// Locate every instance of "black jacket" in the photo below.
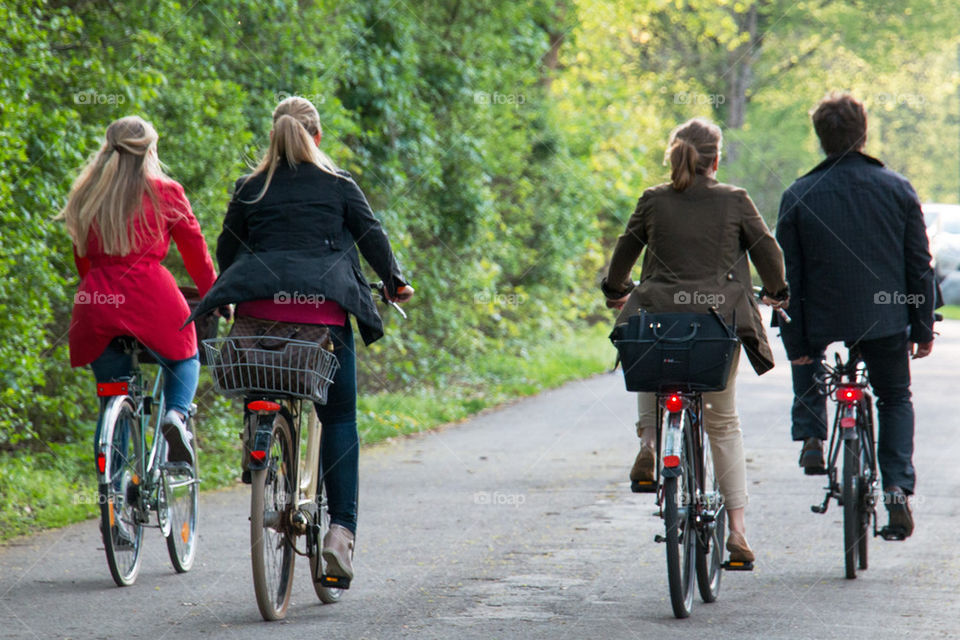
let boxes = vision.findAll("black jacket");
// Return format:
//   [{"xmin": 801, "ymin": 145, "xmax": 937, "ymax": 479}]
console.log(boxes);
[
  {"xmin": 775, "ymin": 152, "xmax": 935, "ymax": 359},
  {"xmin": 190, "ymin": 163, "xmax": 405, "ymax": 345}
]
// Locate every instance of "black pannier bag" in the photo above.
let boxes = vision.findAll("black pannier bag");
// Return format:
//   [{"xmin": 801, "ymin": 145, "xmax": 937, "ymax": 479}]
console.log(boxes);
[{"xmin": 610, "ymin": 308, "xmax": 740, "ymax": 393}]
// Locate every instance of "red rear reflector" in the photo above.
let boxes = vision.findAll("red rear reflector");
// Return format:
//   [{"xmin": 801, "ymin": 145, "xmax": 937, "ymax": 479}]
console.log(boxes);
[
  {"xmin": 837, "ymin": 386, "xmax": 863, "ymax": 402},
  {"xmin": 246, "ymin": 400, "xmax": 281, "ymax": 412},
  {"xmin": 97, "ymin": 382, "xmax": 128, "ymax": 397},
  {"xmin": 250, "ymin": 450, "xmax": 267, "ymax": 461},
  {"xmin": 96, "ymin": 453, "xmax": 107, "ymax": 474},
  {"xmin": 841, "ymin": 417, "xmax": 856, "ymax": 428},
  {"xmin": 663, "ymin": 455, "xmax": 680, "ymax": 468},
  {"xmin": 664, "ymin": 394, "xmax": 683, "ymax": 413}
]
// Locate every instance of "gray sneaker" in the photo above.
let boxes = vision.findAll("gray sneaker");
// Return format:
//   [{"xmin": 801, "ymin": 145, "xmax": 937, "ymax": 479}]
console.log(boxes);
[
  {"xmin": 161, "ymin": 410, "xmax": 194, "ymax": 465},
  {"xmin": 322, "ymin": 524, "xmax": 355, "ymax": 579}
]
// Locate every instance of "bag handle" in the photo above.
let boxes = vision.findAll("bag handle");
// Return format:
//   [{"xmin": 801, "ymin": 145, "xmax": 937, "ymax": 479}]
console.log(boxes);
[
  {"xmin": 650, "ymin": 319, "xmax": 700, "ymax": 342},
  {"xmin": 257, "ymin": 326, "xmax": 301, "ymax": 350}
]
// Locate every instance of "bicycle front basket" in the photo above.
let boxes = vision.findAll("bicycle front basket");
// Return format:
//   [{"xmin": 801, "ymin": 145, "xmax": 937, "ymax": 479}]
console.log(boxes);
[
  {"xmin": 611, "ymin": 310, "xmax": 740, "ymax": 393},
  {"xmin": 202, "ymin": 336, "xmax": 339, "ymax": 404}
]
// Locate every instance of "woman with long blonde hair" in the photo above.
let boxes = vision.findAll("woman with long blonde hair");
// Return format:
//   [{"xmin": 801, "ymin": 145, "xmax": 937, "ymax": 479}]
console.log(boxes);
[
  {"xmin": 62, "ymin": 116, "xmax": 217, "ymax": 473},
  {"xmin": 191, "ymin": 97, "xmax": 412, "ymax": 582}
]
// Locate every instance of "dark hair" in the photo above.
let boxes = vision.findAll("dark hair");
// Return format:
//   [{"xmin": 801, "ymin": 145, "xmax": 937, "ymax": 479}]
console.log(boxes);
[
  {"xmin": 811, "ymin": 93, "xmax": 867, "ymax": 155},
  {"xmin": 665, "ymin": 118, "xmax": 722, "ymax": 191}
]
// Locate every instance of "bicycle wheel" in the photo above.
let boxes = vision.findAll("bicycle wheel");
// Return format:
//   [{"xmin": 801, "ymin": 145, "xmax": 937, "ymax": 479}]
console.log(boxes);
[
  {"xmin": 663, "ymin": 424, "xmax": 696, "ymax": 618},
  {"xmin": 842, "ymin": 434, "xmax": 860, "ymax": 579},
  {"xmin": 165, "ymin": 416, "xmax": 199, "ymax": 573},
  {"xmin": 311, "ymin": 480, "xmax": 344, "ymax": 604},
  {"xmin": 250, "ymin": 411, "xmax": 296, "ymax": 621},
  {"xmin": 696, "ymin": 430, "xmax": 724, "ymax": 603},
  {"xmin": 98, "ymin": 397, "xmax": 145, "ymax": 587}
]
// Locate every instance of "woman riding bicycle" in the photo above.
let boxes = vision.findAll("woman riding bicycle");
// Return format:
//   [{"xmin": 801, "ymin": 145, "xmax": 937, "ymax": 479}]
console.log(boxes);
[
  {"xmin": 601, "ymin": 118, "xmax": 788, "ymax": 563},
  {"xmin": 62, "ymin": 115, "xmax": 217, "ymax": 467},
  {"xmin": 191, "ymin": 96, "xmax": 412, "ymax": 583}
]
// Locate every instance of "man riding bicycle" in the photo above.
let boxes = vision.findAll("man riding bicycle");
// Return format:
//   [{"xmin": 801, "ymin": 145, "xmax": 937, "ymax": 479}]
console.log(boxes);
[{"xmin": 775, "ymin": 93, "xmax": 936, "ymax": 540}]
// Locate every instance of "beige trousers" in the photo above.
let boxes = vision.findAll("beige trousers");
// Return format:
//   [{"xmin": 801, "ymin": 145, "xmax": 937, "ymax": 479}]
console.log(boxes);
[{"xmin": 636, "ymin": 348, "xmax": 747, "ymax": 510}]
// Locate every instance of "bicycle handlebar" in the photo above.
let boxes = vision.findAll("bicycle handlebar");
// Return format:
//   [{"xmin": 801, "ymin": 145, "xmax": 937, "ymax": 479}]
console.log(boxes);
[
  {"xmin": 370, "ymin": 282, "xmax": 410, "ymax": 319},
  {"xmin": 752, "ymin": 285, "xmax": 791, "ymax": 324}
]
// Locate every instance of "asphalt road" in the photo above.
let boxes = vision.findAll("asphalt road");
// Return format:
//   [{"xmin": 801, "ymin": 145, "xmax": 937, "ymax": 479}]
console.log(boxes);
[{"xmin": 2, "ymin": 322, "xmax": 958, "ymax": 639}]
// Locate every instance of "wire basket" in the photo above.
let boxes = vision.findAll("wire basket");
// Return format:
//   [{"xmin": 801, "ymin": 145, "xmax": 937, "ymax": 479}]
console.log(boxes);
[{"xmin": 202, "ymin": 336, "xmax": 339, "ymax": 404}]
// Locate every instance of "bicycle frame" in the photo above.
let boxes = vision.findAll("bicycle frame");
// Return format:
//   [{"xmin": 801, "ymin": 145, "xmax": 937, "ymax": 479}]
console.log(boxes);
[
  {"xmin": 812, "ymin": 352, "xmax": 878, "ymax": 523},
  {"xmin": 96, "ymin": 366, "xmax": 168, "ymax": 514}
]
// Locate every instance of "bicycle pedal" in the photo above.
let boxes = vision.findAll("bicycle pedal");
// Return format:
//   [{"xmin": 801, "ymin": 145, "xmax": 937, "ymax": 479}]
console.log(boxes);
[
  {"xmin": 721, "ymin": 560, "xmax": 754, "ymax": 571},
  {"xmin": 318, "ymin": 574, "xmax": 351, "ymax": 589},
  {"xmin": 878, "ymin": 527, "xmax": 907, "ymax": 542},
  {"xmin": 631, "ymin": 480, "xmax": 657, "ymax": 494},
  {"xmin": 654, "ymin": 534, "xmax": 666, "ymax": 543}
]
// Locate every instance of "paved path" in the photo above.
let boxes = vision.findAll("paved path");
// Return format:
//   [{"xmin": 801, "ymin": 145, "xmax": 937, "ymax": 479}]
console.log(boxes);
[{"xmin": 2, "ymin": 322, "xmax": 958, "ymax": 639}]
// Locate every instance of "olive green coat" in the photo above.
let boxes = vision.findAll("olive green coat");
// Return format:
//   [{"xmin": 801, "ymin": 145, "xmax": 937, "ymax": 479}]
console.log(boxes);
[{"xmin": 602, "ymin": 175, "xmax": 788, "ymax": 375}]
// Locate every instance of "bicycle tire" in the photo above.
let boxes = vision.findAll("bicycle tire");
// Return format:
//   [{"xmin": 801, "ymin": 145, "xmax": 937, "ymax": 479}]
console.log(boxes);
[
  {"xmin": 311, "ymin": 481, "xmax": 344, "ymax": 604},
  {"xmin": 250, "ymin": 411, "xmax": 296, "ymax": 620},
  {"xmin": 858, "ymin": 401, "xmax": 875, "ymax": 570},
  {"xmin": 842, "ymin": 435, "xmax": 860, "ymax": 579},
  {"xmin": 165, "ymin": 417, "xmax": 199, "ymax": 573},
  {"xmin": 664, "ymin": 423, "xmax": 696, "ymax": 618},
  {"xmin": 98, "ymin": 397, "xmax": 145, "ymax": 587},
  {"xmin": 696, "ymin": 428, "xmax": 724, "ymax": 603}
]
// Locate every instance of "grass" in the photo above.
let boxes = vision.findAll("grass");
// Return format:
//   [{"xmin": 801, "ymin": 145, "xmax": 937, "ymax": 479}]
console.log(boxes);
[
  {"xmin": 0, "ymin": 324, "xmax": 613, "ymax": 541},
  {"xmin": 938, "ymin": 304, "xmax": 960, "ymax": 320}
]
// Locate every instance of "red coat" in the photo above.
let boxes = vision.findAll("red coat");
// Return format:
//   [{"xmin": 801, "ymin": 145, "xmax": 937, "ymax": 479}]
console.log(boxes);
[{"xmin": 69, "ymin": 178, "xmax": 217, "ymax": 367}]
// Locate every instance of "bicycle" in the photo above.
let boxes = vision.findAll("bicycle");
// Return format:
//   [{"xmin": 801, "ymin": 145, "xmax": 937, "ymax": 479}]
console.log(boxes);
[
  {"xmin": 809, "ymin": 345, "xmax": 885, "ymax": 579},
  {"xmin": 94, "ymin": 337, "xmax": 200, "ymax": 586},
  {"xmin": 648, "ymin": 386, "xmax": 733, "ymax": 618},
  {"xmin": 202, "ymin": 281, "xmax": 407, "ymax": 621}
]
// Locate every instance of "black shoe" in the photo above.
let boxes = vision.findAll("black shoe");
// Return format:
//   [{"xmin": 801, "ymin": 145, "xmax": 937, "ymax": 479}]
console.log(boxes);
[
  {"xmin": 880, "ymin": 486, "xmax": 914, "ymax": 540},
  {"xmin": 799, "ymin": 437, "xmax": 827, "ymax": 475}
]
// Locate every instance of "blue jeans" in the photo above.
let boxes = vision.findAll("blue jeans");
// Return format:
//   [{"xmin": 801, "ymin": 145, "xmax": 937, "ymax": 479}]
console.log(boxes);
[
  {"xmin": 790, "ymin": 330, "xmax": 916, "ymax": 494},
  {"xmin": 313, "ymin": 323, "xmax": 359, "ymax": 534},
  {"xmin": 90, "ymin": 342, "xmax": 200, "ymax": 416}
]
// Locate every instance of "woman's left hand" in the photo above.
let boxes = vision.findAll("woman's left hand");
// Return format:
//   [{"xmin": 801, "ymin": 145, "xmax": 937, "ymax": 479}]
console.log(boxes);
[
  {"xmin": 388, "ymin": 285, "xmax": 414, "ymax": 303},
  {"xmin": 605, "ymin": 294, "xmax": 629, "ymax": 310}
]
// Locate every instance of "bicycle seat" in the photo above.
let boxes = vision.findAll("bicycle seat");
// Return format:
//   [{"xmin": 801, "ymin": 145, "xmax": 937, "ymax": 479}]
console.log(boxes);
[{"xmin": 110, "ymin": 336, "xmax": 158, "ymax": 364}]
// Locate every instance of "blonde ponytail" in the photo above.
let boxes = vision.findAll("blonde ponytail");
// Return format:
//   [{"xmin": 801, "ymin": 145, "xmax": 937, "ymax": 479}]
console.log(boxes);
[
  {"xmin": 665, "ymin": 118, "xmax": 722, "ymax": 192},
  {"xmin": 59, "ymin": 116, "xmax": 169, "ymax": 257},
  {"xmin": 244, "ymin": 96, "xmax": 340, "ymax": 203}
]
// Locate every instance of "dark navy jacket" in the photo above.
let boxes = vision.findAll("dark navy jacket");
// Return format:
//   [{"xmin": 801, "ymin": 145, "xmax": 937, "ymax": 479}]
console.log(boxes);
[
  {"xmin": 775, "ymin": 152, "xmax": 935, "ymax": 360},
  {"xmin": 191, "ymin": 163, "xmax": 405, "ymax": 346}
]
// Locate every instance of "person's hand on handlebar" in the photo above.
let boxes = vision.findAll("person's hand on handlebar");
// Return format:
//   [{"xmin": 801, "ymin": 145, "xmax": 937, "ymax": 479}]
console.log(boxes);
[
  {"xmin": 910, "ymin": 340, "xmax": 933, "ymax": 359},
  {"xmin": 214, "ymin": 304, "xmax": 234, "ymax": 321},
  {"xmin": 387, "ymin": 285, "xmax": 414, "ymax": 304},
  {"xmin": 761, "ymin": 294, "xmax": 789, "ymax": 310}
]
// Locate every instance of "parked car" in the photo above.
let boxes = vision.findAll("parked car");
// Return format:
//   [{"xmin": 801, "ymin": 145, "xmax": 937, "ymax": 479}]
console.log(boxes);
[{"xmin": 923, "ymin": 203, "xmax": 960, "ymax": 282}]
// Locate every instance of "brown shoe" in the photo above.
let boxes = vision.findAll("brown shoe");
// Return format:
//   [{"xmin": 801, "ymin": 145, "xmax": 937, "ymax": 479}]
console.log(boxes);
[
  {"xmin": 322, "ymin": 524, "xmax": 355, "ymax": 579},
  {"xmin": 799, "ymin": 437, "xmax": 827, "ymax": 475},
  {"xmin": 881, "ymin": 486, "xmax": 914, "ymax": 540},
  {"xmin": 726, "ymin": 530, "xmax": 755, "ymax": 563},
  {"xmin": 630, "ymin": 444, "xmax": 656, "ymax": 483}
]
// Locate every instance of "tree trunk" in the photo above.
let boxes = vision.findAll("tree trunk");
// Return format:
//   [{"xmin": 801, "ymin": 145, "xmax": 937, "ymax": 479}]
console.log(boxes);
[{"xmin": 721, "ymin": 3, "xmax": 761, "ymax": 168}]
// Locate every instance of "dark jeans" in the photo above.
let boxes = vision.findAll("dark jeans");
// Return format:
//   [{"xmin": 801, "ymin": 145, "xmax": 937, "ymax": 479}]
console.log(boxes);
[
  {"xmin": 790, "ymin": 330, "xmax": 916, "ymax": 494},
  {"xmin": 313, "ymin": 323, "xmax": 359, "ymax": 534}
]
